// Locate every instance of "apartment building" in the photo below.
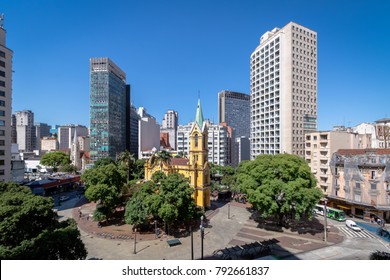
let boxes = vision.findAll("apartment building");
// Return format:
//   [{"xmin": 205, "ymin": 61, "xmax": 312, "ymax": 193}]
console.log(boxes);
[{"xmin": 250, "ymin": 22, "xmax": 317, "ymax": 158}]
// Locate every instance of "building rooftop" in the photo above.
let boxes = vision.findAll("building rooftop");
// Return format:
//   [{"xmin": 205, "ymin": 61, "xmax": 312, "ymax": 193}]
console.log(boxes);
[{"xmin": 336, "ymin": 149, "xmax": 390, "ymax": 156}]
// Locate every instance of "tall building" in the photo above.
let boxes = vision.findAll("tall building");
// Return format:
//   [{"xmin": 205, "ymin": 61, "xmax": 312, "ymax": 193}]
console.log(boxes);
[
  {"xmin": 161, "ymin": 109, "xmax": 178, "ymax": 150},
  {"xmin": 14, "ymin": 110, "xmax": 35, "ymax": 152},
  {"xmin": 58, "ymin": 124, "xmax": 88, "ymax": 151},
  {"xmin": 90, "ymin": 57, "xmax": 128, "ymax": 161},
  {"xmin": 218, "ymin": 90, "xmax": 250, "ymax": 139},
  {"xmin": 250, "ymin": 22, "xmax": 318, "ymax": 158},
  {"xmin": 34, "ymin": 122, "xmax": 51, "ymax": 151},
  {"xmin": 129, "ymin": 104, "xmax": 139, "ymax": 158},
  {"xmin": 0, "ymin": 16, "xmax": 13, "ymax": 181},
  {"xmin": 138, "ymin": 107, "xmax": 160, "ymax": 158}
]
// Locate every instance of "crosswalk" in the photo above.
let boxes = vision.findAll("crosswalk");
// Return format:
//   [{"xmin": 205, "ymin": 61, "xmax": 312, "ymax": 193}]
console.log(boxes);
[{"xmin": 336, "ymin": 226, "xmax": 377, "ymax": 239}]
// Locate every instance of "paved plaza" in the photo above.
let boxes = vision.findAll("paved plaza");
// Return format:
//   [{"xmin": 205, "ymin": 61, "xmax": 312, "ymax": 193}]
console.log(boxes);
[{"xmin": 58, "ymin": 197, "xmax": 348, "ymax": 260}]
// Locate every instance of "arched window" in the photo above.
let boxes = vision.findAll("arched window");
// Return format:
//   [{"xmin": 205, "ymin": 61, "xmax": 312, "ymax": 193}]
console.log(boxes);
[{"xmin": 194, "ymin": 133, "xmax": 198, "ymax": 147}]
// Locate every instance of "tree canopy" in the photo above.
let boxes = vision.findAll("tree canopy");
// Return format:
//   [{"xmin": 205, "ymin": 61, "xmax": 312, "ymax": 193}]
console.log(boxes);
[
  {"xmin": 236, "ymin": 154, "xmax": 322, "ymax": 225},
  {"xmin": 0, "ymin": 182, "xmax": 87, "ymax": 259},
  {"xmin": 40, "ymin": 151, "xmax": 71, "ymax": 172},
  {"xmin": 125, "ymin": 173, "xmax": 197, "ymax": 230}
]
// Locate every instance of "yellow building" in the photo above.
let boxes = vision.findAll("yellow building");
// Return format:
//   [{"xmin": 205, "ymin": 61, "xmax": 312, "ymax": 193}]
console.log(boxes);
[{"xmin": 144, "ymin": 99, "xmax": 211, "ymax": 209}]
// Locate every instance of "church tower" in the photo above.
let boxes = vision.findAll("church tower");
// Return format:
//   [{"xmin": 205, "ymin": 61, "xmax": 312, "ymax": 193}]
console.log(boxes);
[{"xmin": 189, "ymin": 99, "xmax": 211, "ymax": 209}]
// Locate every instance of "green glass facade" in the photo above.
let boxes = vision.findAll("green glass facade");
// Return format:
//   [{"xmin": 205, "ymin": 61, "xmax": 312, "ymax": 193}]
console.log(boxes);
[{"xmin": 90, "ymin": 58, "xmax": 127, "ymax": 162}]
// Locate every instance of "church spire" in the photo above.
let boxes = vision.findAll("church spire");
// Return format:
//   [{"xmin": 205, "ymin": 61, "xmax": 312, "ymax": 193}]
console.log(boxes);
[{"xmin": 195, "ymin": 98, "xmax": 204, "ymax": 130}]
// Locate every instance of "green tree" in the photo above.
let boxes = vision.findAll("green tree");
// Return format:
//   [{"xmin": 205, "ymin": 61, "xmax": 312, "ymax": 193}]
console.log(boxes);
[
  {"xmin": 40, "ymin": 151, "xmax": 71, "ymax": 172},
  {"xmin": 59, "ymin": 163, "xmax": 78, "ymax": 174},
  {"xmin": 116, "ymin": 150, "xmax": 136, "ymax": 182},
  {"xmin": 81, "ymin": 163, "xmax": 126, "ymax": 221},
  {"xmin": 236, "ymin": 154, "xmax": 322, "ymax": 226},
  {"xmin": 0, "ymin": 182, "xmax": 87, "ymax": 259},
  {"xmin": 124, "ymin": 181, "xmax": 156, "ymax": 228},
  {"xmin": 94, "ymin": 157, "xmax": 116, "ymax": 168},
  {"xmin": 133, "ymin": 159, "xmax": 146, "ymax": 180},
  {"xmin": 156, "ymin": 150, "xmax": 172, "ymax": 170}
]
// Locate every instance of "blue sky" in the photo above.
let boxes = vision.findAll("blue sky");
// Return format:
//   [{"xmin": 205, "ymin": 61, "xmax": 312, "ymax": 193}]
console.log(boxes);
[{"xmin": 2, "ymin": 0, "xmax": 390, "ymax": 130}]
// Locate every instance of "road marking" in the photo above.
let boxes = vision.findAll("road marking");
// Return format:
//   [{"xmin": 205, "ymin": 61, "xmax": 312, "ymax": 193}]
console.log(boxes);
[{"xmin": 336, "ymin": 226, "xmax": 377, "ymax": 239}]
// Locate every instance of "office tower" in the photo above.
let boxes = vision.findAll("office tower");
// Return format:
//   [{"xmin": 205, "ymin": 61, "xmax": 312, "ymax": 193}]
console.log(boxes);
[
  {"xmin": 34, "ymin": 122, "xmax": 51, "ymax": 151},
  {"xmin": 58, "ymin": 124, "xmax": 88, "ymax": 150},
  {"xmin": 125, "ymin": 85, "xmax": 131, "ymax": 152},
  {"xmin": 90, "ymin": 57, "xmax": 128, "ymax": 161},
  {"xmin": 0, "ymin": 16, "xmax": 12, "ymax": 181},
  {"xmin": 129, "ymin": 104, "xmax": 139, "ymax": 158},
  {"xmin": 138, "ymin": 107, "xmax": 160, "ymax": 158},
  {"xmin": 250, "ymin": 22, "xmax": 318, "ymax": 158},
  {"xmin": 161, "ymin": 109, "xmax": 178, "ymax": 150},
  {"xmin": 14, "ymin": 110, "xmax": 35, "ymax": 152},
  {"xmin": 218, "ymin": 90, "xmax": 250, "ymax": 139}
]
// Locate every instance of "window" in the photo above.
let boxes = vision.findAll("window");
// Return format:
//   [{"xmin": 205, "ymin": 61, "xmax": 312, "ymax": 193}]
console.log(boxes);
[
  {"xmin": 0, "ymin": 150, "xmax": 4, "ymax": 155},
  {"xmin": 0, "ymin": 81, "xmax": 4, "ymax": 87},
  {"xmin": 0, "ymin": 130, "xmax": 4, "ymax": 136},
  {"xmin": 0, "ymin": 100, "xmax": 4, "ymax": 106},
  {"xmin": 0, "ymin": 70, "xmax": 4, "ymax": 77},
  {"xmin": 0, "ymin": 90, "xmax": 4, "ymax": 97},
  {"xmin": 0, "ymin": 51, "xmax": 5, "ymax": 58},
  {"xmin": 0, "ymin": 140, "xmax": 4, "ymax": 146},
  {"xmin": 0, "ymin": 110, "xmax": 4, "ymax": 116},
  {"xmin": 371, "ymin": 183, "xmax": 377, "ymax": 190},
  {"xmin": 0, "ymin": 160, "xmax": 4, "ymax": 166},
  {"xmin": 0, "ymin": 61, "xmax": 4, "ymax": 67},
  {"xmin": 371, "ymin": 170, "xmax": 376, "ymax": 179},
  {"xmin": 0, "ymin": 120, "xmax": 4, "ymax": 126}
]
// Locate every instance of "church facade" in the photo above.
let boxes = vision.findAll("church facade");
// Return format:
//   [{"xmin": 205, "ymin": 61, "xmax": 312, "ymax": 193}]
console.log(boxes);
[{"xmin": 144, "ymin": 99, "xmax": 211, "ymax": 209}]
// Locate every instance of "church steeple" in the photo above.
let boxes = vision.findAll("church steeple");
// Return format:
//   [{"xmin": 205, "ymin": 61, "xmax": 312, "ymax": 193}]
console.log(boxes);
[{"xmin": 195, "ymin": 98, "xmax": 204, "ymax": 130}]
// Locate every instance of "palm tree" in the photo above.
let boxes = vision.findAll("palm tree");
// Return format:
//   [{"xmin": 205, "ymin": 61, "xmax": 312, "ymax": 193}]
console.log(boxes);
[
  {"xmin": 116, "ymin": 150, "xmax": 136, "ymax": 182},
  {"xmin": 156, "ymin": 150, "xmax": 172, "ymax": 171}
]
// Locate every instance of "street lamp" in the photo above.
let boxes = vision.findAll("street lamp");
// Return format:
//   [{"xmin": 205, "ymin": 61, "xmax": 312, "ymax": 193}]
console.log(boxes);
[
  {"xmin": 154, "ymin": 220, "xmax": 158, "ymax": 238},
  {"xmin": 200, "ymin": 216, "xmax": 204, "ymax": 260},
  {"xmin": 323, "ymin": 198, "xmax": 328, "ymax": 243},
  {"xmin": 190, "ymin": 226, "xmax": 194, "ymax": 260},
  {"xmin": 133, "ymin": 228, "xmax": 137, "ymax": 254}
]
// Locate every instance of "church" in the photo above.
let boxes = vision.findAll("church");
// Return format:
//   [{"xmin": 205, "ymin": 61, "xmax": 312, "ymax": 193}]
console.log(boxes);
[{"xmin": 144, "ymin": 99, "xmax": 211, "ymax": 209}]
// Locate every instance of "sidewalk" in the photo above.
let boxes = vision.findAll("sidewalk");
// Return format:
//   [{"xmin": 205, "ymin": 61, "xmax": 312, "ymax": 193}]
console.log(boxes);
[{"xmin": 71, "ymin": 198, "xmax": 344, "ymax": 260}]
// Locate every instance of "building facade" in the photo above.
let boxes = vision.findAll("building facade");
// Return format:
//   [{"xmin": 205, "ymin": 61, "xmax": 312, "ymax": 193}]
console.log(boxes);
[
  {"xmin": 129, "ymin": 104, "xmax": 139, "ymax": 158},
  {"xmin": 218, "ymin": 90, "xmax": 250, "ymax": 139},
  {"xmin": 0, "ymin": 16, "xmax": 12, "ymax": 181},
  {"xmin": 328, "ymin": 149, "xmax": 390, "ymax": 222},
  {"xmin": 138, "ymin": 107, "xmax": 160, "ymax": 158},
  {"xmin": 305, "ymin": 130, "xmax": 361, "ymax": 193},
  {"xmin": 14, "ymin": 110, "xmax": 35, "ymax": 153},
  {"xmin": 161, "ymin": 109, "xmax": 178, "ymax": 150},
  {"xmin": 58, "ymin": 125, "xmax": 88, "ymax": 151},
  {"xmin": 90, "ymin": 57, "xmax": 128, "ymax": 162},
  {"xmin": 250, "ymin": 22, "xmax": 318, "ymax": 158},
  {"xmin": 34, "ymin": 122, "xmax": 51, "ymax": 151},
  {"xmin": 41, "ymin": 137, "xmax": 59, "ymax": 152}
]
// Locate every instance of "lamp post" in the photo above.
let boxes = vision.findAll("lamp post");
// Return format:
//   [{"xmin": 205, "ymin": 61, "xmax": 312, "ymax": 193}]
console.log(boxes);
[
  {"xmin": 324, "ymin": 199, "xmax": 328, "ymax": 243},
  {"xmin": 154, "ymin": 220, "xmax": 158, "ymax": 238},
  {"xmin": 190, "ymin": 226, "xmax": 194, "ymax": 260},
  {"xmin": 133, "ymin": 229, "xmax": 137, "ymax": 254},
  {"xmin": 200, "ymin": 216, "xmax": 204, "ymax": 260}
]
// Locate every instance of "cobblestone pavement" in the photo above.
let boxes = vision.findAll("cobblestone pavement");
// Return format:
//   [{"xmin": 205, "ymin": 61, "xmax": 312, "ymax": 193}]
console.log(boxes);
[{"xmin": 62, "ymin": 197, "xmax": 345, "ymax": 260}]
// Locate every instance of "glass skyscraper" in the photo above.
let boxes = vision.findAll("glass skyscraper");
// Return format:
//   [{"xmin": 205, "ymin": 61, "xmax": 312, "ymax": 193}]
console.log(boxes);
[{"xmin": 90, "ymin": 57, "xmax": 127, "ymax": 162}]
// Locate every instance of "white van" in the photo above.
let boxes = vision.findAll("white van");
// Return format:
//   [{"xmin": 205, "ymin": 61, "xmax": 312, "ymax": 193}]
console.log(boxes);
[{"xmin": 345, "ymin": 219, "xmax": 362, "ymax": 232}]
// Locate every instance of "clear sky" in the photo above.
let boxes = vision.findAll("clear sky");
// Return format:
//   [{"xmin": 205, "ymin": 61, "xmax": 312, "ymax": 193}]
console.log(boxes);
[{"xmin": 2, "ymin": 0, "xmax": 390, "ymax": 130}]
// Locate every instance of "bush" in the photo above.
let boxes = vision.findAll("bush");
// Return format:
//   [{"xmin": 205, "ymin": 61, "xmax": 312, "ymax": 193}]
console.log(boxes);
[{"xmin": 369, "ymin": 250, "xmax": 390, "ymax": 260}]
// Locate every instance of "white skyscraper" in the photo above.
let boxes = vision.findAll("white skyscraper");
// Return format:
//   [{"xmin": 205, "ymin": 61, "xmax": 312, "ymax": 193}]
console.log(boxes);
[
  {"xmin": 250, "ymin": 22, "xmax": 318, "ymax": 158},
  {"xmin": 161, "ymin": 109, "xmax": 178, "ymax": 150}
]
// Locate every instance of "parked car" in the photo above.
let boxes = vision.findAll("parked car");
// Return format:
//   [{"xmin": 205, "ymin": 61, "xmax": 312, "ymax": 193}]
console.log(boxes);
[
  {"xmin": 346, "ymin": 219, "xmax": 362, "ymax": 232},
  {"xmin": 60, "ymin": 195, "xmax": 70, "ymax": 202}
]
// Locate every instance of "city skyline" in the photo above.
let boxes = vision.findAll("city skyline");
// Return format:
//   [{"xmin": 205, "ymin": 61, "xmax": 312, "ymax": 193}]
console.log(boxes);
[{"xmin": 2, "ymin": 0, "xmax": 390, "ymax": 130}]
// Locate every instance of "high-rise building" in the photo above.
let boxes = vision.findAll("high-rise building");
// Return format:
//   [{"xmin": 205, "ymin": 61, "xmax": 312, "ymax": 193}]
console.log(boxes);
[
  {"xmin": 129, "ymin": 104, "xmax": 139, "ymax": 158},
  {"xmin": 0, "ymin": 16, "xmax": 13, "ymax": 181},
  {"xmin": 90, "ymin": 57, "xmax": 128, "ymax": 161},
  {"xmin": 58, "ymin": 124, "xmax": 88, "ymax": 151},
  {"xmin": 14, "ymin": 110, "xmax": 35, "ymax": 152},
  {"xmin": 34, "ymin": 122, "xmax": 51, "ymax": 151},
  {"xmin": 138, "ymin": 107, "xmax": 160, "ymax": 158},
  {"xmin": 250, "ymin": 22, "xmax": 318, "ymax": 158},
  {"xmin": 161, "ymin": 109, "xmax": 178, "ymax": 150},
  {"xmin": 218, "ymin": 90, "xmax": 250, "ymax": 139}
]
